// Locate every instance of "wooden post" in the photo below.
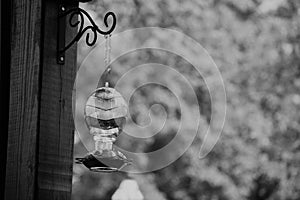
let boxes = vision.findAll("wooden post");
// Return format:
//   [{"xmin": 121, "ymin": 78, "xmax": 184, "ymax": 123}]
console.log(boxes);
[{"xmin": 4, "ymin": 1, "xmax": 78, "ymax": 199}]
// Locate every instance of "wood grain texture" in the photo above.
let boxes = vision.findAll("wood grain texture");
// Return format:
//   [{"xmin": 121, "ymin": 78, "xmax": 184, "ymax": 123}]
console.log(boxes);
[
  {"xmin": 37, "ymin": 1, "xmax": 77, "ymax": 199},
  {"xmin": 5, "ymin": 0, "xmax": 42, "ymax": 199},
  {"xmin": 5, "ymin": 0, "xmax": 77, "ymax": 199}
]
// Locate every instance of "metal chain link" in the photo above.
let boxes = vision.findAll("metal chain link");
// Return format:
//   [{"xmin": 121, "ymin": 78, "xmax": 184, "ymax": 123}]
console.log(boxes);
[{"xmin": 104, "ymin": 34, "xmax": 112, "ymax": 87}]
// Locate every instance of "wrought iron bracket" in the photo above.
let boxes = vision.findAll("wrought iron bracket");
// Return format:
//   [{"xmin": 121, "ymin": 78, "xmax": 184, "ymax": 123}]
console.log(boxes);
[{"xmin": 57, "ymin": 1, "xmax": 117, "ymax": 64}]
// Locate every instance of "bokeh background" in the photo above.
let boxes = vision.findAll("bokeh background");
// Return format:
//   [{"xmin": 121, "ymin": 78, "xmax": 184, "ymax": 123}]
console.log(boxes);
[{"xmin": 72, "ymin": 0, "xmax": 300, "ymax": 199}]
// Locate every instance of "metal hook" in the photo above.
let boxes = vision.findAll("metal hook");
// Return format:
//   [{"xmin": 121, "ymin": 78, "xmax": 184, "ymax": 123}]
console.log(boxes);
[{"xmin": 57, "ymin": 3, "xmax": 117, "ymax": 64}]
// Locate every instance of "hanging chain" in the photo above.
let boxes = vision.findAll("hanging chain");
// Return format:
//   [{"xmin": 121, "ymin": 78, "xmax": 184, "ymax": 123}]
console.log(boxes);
[
  {"xmin": 104, "ymin": 34, "xmax": 111, "ymax": 66},
  {"xmin": 104, "ymin": 34, "xmax": 112, "ymax": 87}
]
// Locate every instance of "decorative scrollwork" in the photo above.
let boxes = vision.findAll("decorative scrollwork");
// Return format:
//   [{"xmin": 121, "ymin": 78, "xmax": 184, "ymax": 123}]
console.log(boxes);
[{"xmin": 59, "ymin": 7, "xmax": 117, "ymax": 53}]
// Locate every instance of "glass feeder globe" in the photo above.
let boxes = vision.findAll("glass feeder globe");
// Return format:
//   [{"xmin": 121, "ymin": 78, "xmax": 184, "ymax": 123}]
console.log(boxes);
[{"xmin": 76, "ymin": 85, "xmax": 131, "ymax": 172}]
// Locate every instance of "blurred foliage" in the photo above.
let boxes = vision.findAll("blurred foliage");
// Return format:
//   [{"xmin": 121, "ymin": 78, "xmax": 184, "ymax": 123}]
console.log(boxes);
[{"xmin": 72, "ymin": 0, "xmax": 300, "ymax": 199}]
